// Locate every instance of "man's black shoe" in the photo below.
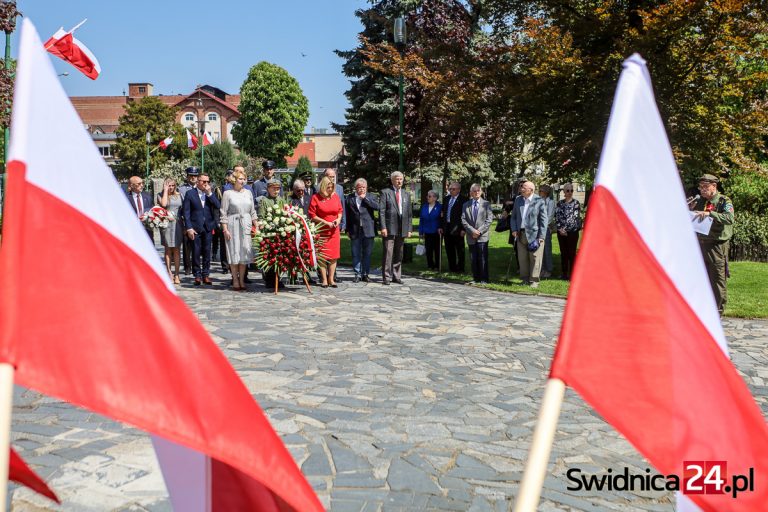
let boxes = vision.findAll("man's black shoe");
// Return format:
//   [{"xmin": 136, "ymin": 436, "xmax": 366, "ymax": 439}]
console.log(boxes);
[
  {"xmin": 362, "ymin": 275, "xmax": 370, "ymax": 282},
  {"xmin": 382, "ymin": 280, "xmax": 390, "ymax": 286},
  {"xmin": 392, "ymin": 279, "xmax": 403, "ymax": 284},
  {"xmin": 352, "ymin": 276, "xmax": 360, "ymax": 283}
]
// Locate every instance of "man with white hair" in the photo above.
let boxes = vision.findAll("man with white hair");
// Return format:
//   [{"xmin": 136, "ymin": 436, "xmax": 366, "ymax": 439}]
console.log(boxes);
[
  {"xmin": 379, "ymin": 171, "xmax": 413, "ymax": 285},
  {"xmin": 289, "ymin": 179, "xmax": 311, "ymax": 216},
  {"xmin": 510, "ymin": 180, "xmax": 548, "ymax": 287},
  {"xmin": 461, "ymin": 183, "xmax": 493, "ymax": 284},
  {"xmin": 345, "ymin": 178, "xmax": 379, "ymax": 283}
]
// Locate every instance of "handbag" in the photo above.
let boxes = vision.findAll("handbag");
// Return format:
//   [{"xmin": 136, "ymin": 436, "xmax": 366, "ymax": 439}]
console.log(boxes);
[
  {"xmin": 527, "ymin": 238, "xmax": 540, "ymax": 252},
  {"xmin": 415, "ymin": 243, "xmax": 426, "ymax": 256}
]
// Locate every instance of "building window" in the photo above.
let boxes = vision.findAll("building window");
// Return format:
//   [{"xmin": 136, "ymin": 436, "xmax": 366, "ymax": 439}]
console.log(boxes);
[
  {"xmin": 138, "ymin": 86, "xmax": 146, "ymax": 94},
  {"xmin": 185, "ymin": 113, "xmax": 195, "ymax": 122},
  {"xmin": 98, "ymin": 146, "xmax": 112, "ymax": 157},
  {"xmin": 207, "ymin": 113, "xmax": 218, "ymax": 122}
]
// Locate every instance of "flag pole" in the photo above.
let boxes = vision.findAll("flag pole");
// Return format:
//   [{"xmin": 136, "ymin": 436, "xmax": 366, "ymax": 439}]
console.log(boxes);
[
  {"xmin": 0, "ymin": 362, "xmax": 16, "ymax": 510},
  {"xmin": 512, "ymin": 378, "xmax": 565, "ymax": 512}
]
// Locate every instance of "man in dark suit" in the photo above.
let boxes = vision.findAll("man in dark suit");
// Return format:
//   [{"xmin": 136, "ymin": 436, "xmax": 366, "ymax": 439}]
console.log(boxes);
[
  {"xmin": 126, "ymin": 176, "xmax": 154, "ymax": 241},
  {"xmin": 289, "ymin": 178, "xmax": 311, "ymax": 216},
  {"xmin": 440, "ymin": 182, "xmax": 466, "ymax": 272},
  {"xmin": 182, "ymin": 173, "xmax": 221, "ymax": 285},
  {"xmin": 345, "ymin": 178, "xmax": 379, "ymax": 283},
  {"xmin": 178, "ymin": 166, "xmax": 199, "ymax": 275},
  {"xmin": 379, "ymin": 171, "xmax": 413, "ymax": 285}
]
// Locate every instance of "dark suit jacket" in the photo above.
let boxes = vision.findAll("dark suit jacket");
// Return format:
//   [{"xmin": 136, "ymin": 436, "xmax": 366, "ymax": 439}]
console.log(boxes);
[
  {"xmin": 441, "ymin": 194, "xmax": 467, "ymax": 236},
  {"xmin": 289, "ymin": 193, "xmax": 311, "ymax": 216},
  {"xmin": 182, "ymin": 188, "xmax": 221, "ymax": 233},
  {"xmin": 379, "ymin": 186, "xmax": 413, "ymax": 238},
  {"xmin": 345, "ymin": 193, "xmax": 379, "ymax": 239},
  {"xmin": 126, "ymin": 190, "xmax": 153, "ymax": 216}
]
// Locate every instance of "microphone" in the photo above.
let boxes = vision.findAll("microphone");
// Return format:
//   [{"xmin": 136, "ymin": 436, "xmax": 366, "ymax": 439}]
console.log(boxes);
[{"xmin": 687, "ymin": 194, "xmax": 700, "ymax": 205}]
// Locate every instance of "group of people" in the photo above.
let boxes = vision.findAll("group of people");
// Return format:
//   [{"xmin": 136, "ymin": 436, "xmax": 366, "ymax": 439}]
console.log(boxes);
[{"xmin": 126, "ymin": 162, "xmax": 586, "ymax": 290}]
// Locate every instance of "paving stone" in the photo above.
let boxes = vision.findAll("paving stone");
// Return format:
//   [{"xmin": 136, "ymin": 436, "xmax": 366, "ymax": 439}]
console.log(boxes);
[{"xmin": 11, "ymin": 266, "xmax": 766, "ymax": 510}]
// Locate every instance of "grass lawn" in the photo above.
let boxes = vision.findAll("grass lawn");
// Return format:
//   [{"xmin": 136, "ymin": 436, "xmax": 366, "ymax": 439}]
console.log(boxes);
[{"xmin": 339, "ymin": 221, "xmax": 767, "ymax": 319}]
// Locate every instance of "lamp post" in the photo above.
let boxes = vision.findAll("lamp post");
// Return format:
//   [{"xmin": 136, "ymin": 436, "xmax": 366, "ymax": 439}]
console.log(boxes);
[
  {"xmin": 145, "ymin": 131, "xmax": 151, "ymax": 183},
  {"xmin": 394, "ymin": 17, "xmax": 406, "ymax": 174},
  {"xmin": 195, "ymin": 97, "xmax": 206, "ymax": 174}
]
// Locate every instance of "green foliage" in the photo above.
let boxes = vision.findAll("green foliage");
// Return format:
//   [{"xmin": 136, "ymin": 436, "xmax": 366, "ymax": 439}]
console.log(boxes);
[
  {"xmin": 232, "ymin": 62, "xmax": 309, "ymax": 161},
  {"xmin": 724, "ymin": 168, "xmax": 768, "ymax": 214},
  {"xmin": 732, "ymin": 212, "xmax": 768, "ymax": 252},
  {"xmin": 150, "ymin": 157, "xmax": 195, "ymax": 186},
  {"xmin": 295, "ymin": 155, "xmax": 313, "ymax": 175},
  {"xmin": 114, "ymin": 97, "xmax": 191, "ymax": 177},
  {"xmin": 198, "ymin": 141, "xmax": 236, "ymax": 186}
]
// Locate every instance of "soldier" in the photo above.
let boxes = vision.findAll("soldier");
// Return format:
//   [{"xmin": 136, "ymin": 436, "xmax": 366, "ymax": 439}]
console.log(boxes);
[{"xmin": 690, "ymin": 174, "xmax": 734, "ymax": 316}]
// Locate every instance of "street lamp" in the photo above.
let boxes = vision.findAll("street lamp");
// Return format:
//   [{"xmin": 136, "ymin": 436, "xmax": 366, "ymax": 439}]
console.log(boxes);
[
  {"xmin": 394, "ymin": 17, "xmax": 406, "ymax": 174},
  {"xmin": 145, "ymin": 131, "xmax": 151, "ymax": 182}
]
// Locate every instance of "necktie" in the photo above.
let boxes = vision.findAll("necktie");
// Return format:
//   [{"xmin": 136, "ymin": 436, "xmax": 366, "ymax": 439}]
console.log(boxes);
[
  {"xmin": 395, "ymin": 188, "xmax": 401, "ymax": 212},
  {"xmin": 448, "ymin": 196, "xmax": 455, "ymax": 217},
  {"xmin": 473, "ymin": 200, "xmax": 478, "ymax": 222},
  {"xmin": 135, "ymin": 194, "xmax": 142, "ymax": 217}
]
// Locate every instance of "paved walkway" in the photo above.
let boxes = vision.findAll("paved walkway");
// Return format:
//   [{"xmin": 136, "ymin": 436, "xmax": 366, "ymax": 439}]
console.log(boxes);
[{"xmin": 10, "ymin": 268, "xmax": 768, "ymax": 511}]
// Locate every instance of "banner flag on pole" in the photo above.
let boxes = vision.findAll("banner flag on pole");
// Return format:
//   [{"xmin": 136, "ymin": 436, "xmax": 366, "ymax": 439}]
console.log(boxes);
[
  {"xmin": 0, "ymin": 19, "xmax": 323, "ymax": 512},
  {"xmin": 549, "ymin": 54, "xmax": 768, "ymax": 511},
  {"xmin": 158, "ymin": 136, "xmax": 173, "ymax": 150},
  {"xmin": 186, "ymin": 128, "xmax": 198, "ymax": 149},
  {"xmin": 43, "ymin": 20, "xmax": 101, "ymax": 80},
  {"xmin": 202, "ymin": 131, "xmax": 214, "ymax": 146}
]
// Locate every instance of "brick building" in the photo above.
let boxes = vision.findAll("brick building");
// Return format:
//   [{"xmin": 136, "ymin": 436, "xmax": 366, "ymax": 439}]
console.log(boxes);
[{"xmin": 71, "ymin": 82, "xmax": 343, "ymax": 172}]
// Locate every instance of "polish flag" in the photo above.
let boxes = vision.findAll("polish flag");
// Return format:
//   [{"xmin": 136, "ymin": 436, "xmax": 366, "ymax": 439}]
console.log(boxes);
[
  {"xmin": 10, "ymin": 448, "xmax": 59, "ymax": 503},
  {"xmin": 0, "ymin": 19, "xmax": 323, "ymax": 512},
  {"xmin": 186, "ymin": 128, "xmax": 198, "ymax": 149},
  {"xmin": 549, "ymin": 54, "xmax": 768, "ymax": 510},
  {"xmin": 158, "ymin": 136, "xmax": 173, "ymax": 150},
  {"xmin": 202, "ymin": 131, "xmax": 214, "ymax": 146},
  {"xmin": 43, "ymin": 20, "xmax": 101, "ymax": 80}
]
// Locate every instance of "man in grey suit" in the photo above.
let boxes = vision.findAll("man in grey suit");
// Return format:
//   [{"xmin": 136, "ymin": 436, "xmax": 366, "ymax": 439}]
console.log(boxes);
[
  {"xmin": 379, "ymin": 171, "xmax": 412, "ymax": 285},
  {"xmin": 510, "ymin": 180, "xmax": 548, "ymax": 287},
  {"xmin": 461, "ymin": 183, "xmax": 493, "ymax": 283},
  {"xmin": 345, "ymin": 178, "xmax": 379, "ymax": 283}
]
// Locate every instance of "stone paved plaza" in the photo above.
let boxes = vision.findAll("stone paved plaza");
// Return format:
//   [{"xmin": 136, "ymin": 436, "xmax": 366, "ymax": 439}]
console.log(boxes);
[{"xmin": 9, "ymin": 268, "xmax": 768, "ymax": 511}]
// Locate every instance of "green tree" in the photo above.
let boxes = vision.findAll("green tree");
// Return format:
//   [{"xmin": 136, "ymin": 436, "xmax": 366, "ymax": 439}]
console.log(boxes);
[
  {"xmin": 0, "ymin": 1, "xmax": 19, "ymax": 171},
  {"xmin": 197, "ymin": 141, "xmax": 236, "ymax": 186},
  {"xmin": 114, "ymin": 97, "xmax": 192, "ymax": 177},
  {"xmin": 233, "ymin": 62, "xmax": 309, "ymax": 162}
]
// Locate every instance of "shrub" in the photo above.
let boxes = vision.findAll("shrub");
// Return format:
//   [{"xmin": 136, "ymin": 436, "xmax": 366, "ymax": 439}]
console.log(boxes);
[{"xmin": 731, "ymin": 211, "xmax": 768, "ymax": 262}]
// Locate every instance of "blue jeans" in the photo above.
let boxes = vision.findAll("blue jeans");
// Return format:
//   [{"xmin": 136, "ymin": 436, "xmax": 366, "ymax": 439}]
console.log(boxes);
[{"xmin": 351, "ymin": 236, "xmax": 374, "ymax": 277}]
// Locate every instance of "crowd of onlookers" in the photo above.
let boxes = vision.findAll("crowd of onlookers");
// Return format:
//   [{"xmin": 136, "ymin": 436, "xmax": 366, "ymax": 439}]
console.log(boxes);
[{"xmin": 125, "ymin": 160, "xmax": 583, "ymax": 289}]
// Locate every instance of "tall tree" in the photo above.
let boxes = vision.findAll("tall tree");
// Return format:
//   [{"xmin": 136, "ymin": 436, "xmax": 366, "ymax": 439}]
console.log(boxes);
[
  {"xmin": 233, "ymin": 62, "xmax": 309, "ymax": 162},
  {"xmin": 334, "ymin": 1, "xmax": 415, "ymax": 191},
  {"xmin": 197, "ymin": 141, "xmax": 236, "ymax": 186},
  {"xmin": 114, "ymin": 97, "xmax": 192, "ymax": 178}
]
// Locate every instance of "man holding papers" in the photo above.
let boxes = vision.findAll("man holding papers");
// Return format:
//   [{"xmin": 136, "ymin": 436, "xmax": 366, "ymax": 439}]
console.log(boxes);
[{"xmin": 690, "ymin": 173, "xmax": 734, "ymax": 315}]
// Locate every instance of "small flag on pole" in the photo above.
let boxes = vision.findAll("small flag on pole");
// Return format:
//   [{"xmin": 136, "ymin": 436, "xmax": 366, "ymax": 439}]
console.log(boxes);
[
  {"xmin": 43, "ymin": 20, "xmax": 101, "ymax": 80},
  {"xmin": 9, "ymin": 447, "xmax": 59, "ymax": 503},
  {"xmin": 202, "ymin": 131, "xmax": 214, "ymax": 147},
  {"xmin": 158, "ymin": 136, "xmax": 173, "ymax": 150},
  {"xmin": 186, "ymin": 128, "xmax": 198, "ymax": 150}
]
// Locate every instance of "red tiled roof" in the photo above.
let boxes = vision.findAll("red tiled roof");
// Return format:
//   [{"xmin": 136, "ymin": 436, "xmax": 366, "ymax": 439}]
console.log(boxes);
[{"xmin": 286, "ymin": 142, "xmax": 316, "ymax": 167}]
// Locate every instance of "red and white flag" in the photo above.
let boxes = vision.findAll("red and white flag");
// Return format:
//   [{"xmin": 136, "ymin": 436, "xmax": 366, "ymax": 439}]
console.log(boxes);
[
  {"xmin": 186, "ymin": 128, "xmax": 198, "ymax": 149},
  {"xmin": 202, "ymin": 131, "xmax": 214, "ymax": 146},
  {"xmin": 9, "ymin": 448, "xmax": 58, "ymax": 503},
  {"xmin": 158, "ymin": 136, "xmax": 173, "ymax": 150},
  {"xmin": 1, "ymin": 19, "xmax": 323, "ymax": 512},
  {"xmin": 549, "ymin": 54, "xmax": 768, "ymax": 511},
  {"xmin": 43, "ymin": 20, "xmax": 101, "ymax": 80}
]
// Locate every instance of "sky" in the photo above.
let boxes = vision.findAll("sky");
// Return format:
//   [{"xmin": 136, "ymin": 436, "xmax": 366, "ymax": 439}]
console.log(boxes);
[{"xmin": 14, "ymin": 0, "xmax": 371, "ymax": 132}]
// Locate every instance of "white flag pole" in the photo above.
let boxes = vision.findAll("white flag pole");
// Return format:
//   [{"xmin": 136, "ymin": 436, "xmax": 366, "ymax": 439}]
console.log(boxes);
[
  {"xmin": 0, "ymin": 363, "xmax": 15, "ymax": 510},
  {"xmin": 68, "ymin": 19, "xmax": 88, "ymax": 33},
  {"xmin": 512, "ymin": 378, "xmax": 566, "ymax": 512}
]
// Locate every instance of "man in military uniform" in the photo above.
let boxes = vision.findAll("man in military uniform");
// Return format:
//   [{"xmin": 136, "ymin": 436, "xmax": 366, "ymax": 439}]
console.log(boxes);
[
  {"xmin": 690, "ymin": 174, "xmax": 734, "ymax": 315},
  {"xmin": 259, "ymin": 178, "xmax": 286, "ymax": 289}
]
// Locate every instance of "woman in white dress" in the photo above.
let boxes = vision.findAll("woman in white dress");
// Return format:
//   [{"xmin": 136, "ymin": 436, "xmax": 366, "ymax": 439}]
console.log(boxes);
[
  {"xmin": 220, "ymin": 169, "xmax": 258, "ymax": 290},
  {"xmin": 157, "ymin": 179, "xmax": 183, "ymax": 284}
]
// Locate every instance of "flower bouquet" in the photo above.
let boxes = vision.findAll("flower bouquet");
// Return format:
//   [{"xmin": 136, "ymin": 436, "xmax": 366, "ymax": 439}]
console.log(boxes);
[
  {"xmin": 141, "ymin": 205, "xmax": 175, "ymax": 230},
  {"xmin": 253, "ymin": 203, "xmax": 324, "ymax": 293}
]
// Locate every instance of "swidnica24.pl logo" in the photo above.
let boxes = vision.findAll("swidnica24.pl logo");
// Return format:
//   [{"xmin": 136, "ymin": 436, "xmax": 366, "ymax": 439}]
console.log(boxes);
[{"xmin": 567, "ymin": 461, "xmax": 754, "ymax": 498}]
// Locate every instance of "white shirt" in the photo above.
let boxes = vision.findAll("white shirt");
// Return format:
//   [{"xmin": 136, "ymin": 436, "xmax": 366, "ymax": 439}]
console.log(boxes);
[
  {"xmin": 447, "ymin": 195, "xmax": 457, "ymax": 217},
  {"xmin": 355, "ymin": 195, "xmax": 363, "ymax": 210},
  {"xmin": 522, "ymin": 195, "xmax": 532, "ymax": 222},
  {"xmin": 428, "ymin": 204, "xmax": 435, "ymax": 214}
]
